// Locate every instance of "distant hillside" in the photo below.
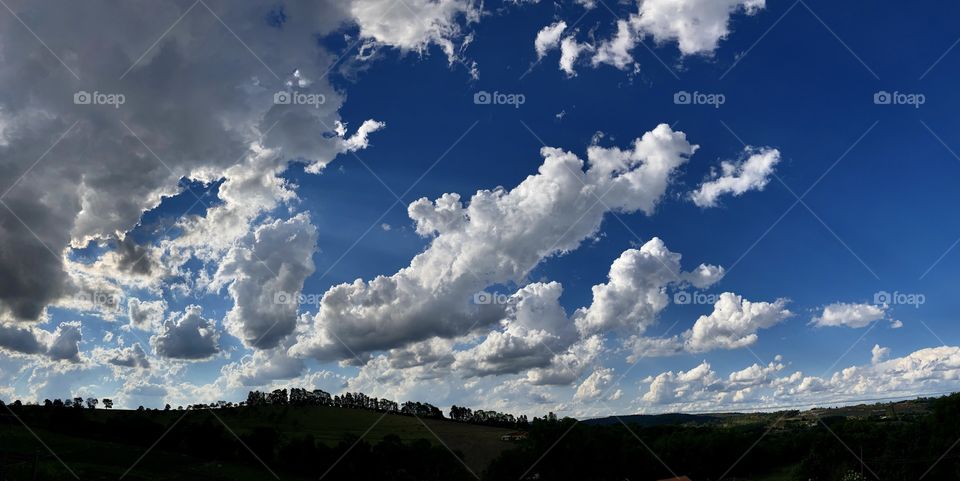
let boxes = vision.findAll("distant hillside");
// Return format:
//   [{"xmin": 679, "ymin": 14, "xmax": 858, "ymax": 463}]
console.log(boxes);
[
  {"xmin": 582, "ymin": 412, "xmax": 723, "ymax": 426},
  {"xmin": 582, "ymin": 397, "xmax": 935, "ymax": 428},
  {"xmin": 485, "ymin": 394, "xmax": 960, "ymax": 481}
]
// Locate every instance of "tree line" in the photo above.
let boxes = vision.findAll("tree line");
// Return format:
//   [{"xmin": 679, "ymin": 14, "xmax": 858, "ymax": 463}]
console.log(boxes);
[
  {"xmin": 243, "ymin": 388, "xmax": 530, "ymax": 429},
  {"xmin": 1, "ymin": 387, "xmax": 530, "ymax": 430},
  {"xmin": 0, "ymin": 387, "xmax": 540, "ymax": 429},
  {"xmin": 2, "ymin": 397, "xmax": 113, "ymax": 410},
  {"xmin": 450, "ymin": 404, "xmax": 530, "ymax": 428}
]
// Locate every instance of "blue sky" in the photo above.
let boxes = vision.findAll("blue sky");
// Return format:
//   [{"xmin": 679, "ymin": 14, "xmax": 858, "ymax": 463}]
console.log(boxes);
[{"xmin": 2, "ymin": 0, "xmax": 960, "ymax": 416}]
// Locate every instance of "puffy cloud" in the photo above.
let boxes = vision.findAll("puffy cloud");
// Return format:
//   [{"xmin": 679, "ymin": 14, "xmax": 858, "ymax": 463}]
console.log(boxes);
[
  {"xmin": 454, "ymin": 282, "xmax": 574, "ymax": 378},
  {"xmin": 339, "ymin": 120, "xmax": 387, "ymax": 154},
  {"xmin": 526, "ymin": 335, "xmax": 605, "ymax": 386},
  {"xmin": 811, "ymin": 302, "xmax": 886, "ymax": 328},
  {"xmin": 559, "ymin": 37, "xmax": 591, "ymax": 76},
  {"xmin": 0, "ymin": 0, "xmax": 386, "ymax": 327},
  {"xmin": 684, "ymin": 292, "xmax": 792, "ymax": 352},
  {"xmin": 642, "ymin": 361, "xmax": 719, "ymax": 404},
  {"xmin": 574, "ymin": 237, "xmax": 723, "ymax": 335},
  {"xmin": 541, "ymin": 0, "xmax": 765, "ymax": 75},
  {"xmin": 454, "ymin": 328, "xmax": 558, "ymax": 378},
  {"xmin": 633, "ymin": 346, "xmax": 960, "ymax": 413},
  {"xmin": 0, "ymin": 320, "xmax": 85, "ymax": 363},
  {"xmin": 46, "ymin": 322, "xmax": 83, "ymax": 363},
  {"xmin": 633, "ymin": 0, "xmax": 765, "ymax": 55},
  {"xmin": 348, "ymin": 0, "xmax": 481, "ymax": 62},
  {"xmin": 637, "ymin": 358, "xmax": 789, "ymax": 410},
  {"xmin": 871, "ymin": 344, "xmax": 890, "ymax": 364},
  {"xmin": 151, "ymin": 305, "xmax": 219, "ymax": 360},
  {"xmin": 106, "ymin": 343, "xmax": 151, "ymax": 369},
  {"xmin": 535, "ymin": 21, "xmax": 567, "ymax": 59},
  {"xmin": 293, "ymin": 124, "xmax": 697, "ymax": 361},
  {"xmin": 0, "ymin": 323, "xmax": 48, "ymax": 357},
  {"xmin": 574, "ymin": 367, "xmax": 615, "ymax": 401},
  {"xmin": 592, "ymin": 20, "xmax": 639, "ymax": 71},
  {"xmin": 45, "ymin": 263, "xmax": 128, "ymax": 321},
  {"xmin": 778, "ymin": 346, "xmax": 960, "ymax": 402},
  {"xmin": 214, "ymin": 213, "xmax": 317, "ymax": 349},
  {"xmin": 727, "ymin": 358, "xmax": 784, "ymax": 389},
  {"xmin": 387, "ymin": 337, "xmax": 456, "ymax": 370},
  {"xmin": 127, "ymin": 298, "xmax": 166, "ymax": 331},
  {"xmin": 690, "ymin": 147, "xmax": 781, "ymax": 208},
  {"xmin": 222, "ymin": 347, "xmax": 306, "ymax": 387},
  {"xmin": 112, "ymin": 236, "xmax": 156, "ymax": 276}
]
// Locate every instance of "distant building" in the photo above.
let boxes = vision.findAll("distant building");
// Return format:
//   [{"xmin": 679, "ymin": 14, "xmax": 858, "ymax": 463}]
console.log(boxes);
[{"xmin": 500, "ymin": 431, "xmax": 528, "ymax": 441}]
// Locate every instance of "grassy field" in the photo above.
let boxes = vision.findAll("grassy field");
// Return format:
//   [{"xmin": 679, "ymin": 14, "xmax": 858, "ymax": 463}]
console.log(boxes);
[
  {"xmin": 204, "ymin": 406, "xmax": 518, "ymax": 472},
  {"xmin": 0, "ymin": 406, "xmax": 518, "ymax": 480}
]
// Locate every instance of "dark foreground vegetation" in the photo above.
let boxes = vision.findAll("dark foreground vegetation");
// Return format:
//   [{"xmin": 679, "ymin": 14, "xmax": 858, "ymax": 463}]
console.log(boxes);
[
  {"xmin": 490, "ymin": 394, "xmax": 960, "ymax": 481},
  {"xmin": 1, "ymin": 393, "xmax": 959, "ymax": 480}
]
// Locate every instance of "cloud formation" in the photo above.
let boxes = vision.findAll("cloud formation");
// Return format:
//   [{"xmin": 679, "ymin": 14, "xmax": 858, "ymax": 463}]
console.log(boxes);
[
  {"xmin": 535, "ymin": 21, "xmax": 567, "ymax": 60},
  {"xmin": 684, "ymin": 292, "xmax": 792, "ymax": 352},
  {"xmin": 293, "ymin": 124, "xmax": 697, "ymax": 361},
  {"xmin": 214, "ymin": 213, "xmax": 318, "ymax": 349},
  {"xmin": 107, "ymin": 343, "xmax": 151, "ymax": 369},
  {"xmin": 690, "ymin": 147, "xmax": 781, "ymax": 208},
  {"xmin": 538, "ymin": 0, "xmax": 766, "ymax": 75},
  {"xmin": 574, "ymin": 237, "xmax": 724, "ymax": 336},
  {"xmin": 151, "ymin": 305, "xmax": 220, "ymax": 360},
  {"xmin": 812, "ymin": 302, "xmax": 886, "ymax": 328},
  {"xmin": 0, "ymin": 0, "xmax": 391, "ymax": 328},
  {"xmin": 634, "ymin": 344, "xmax": 960, "ymax": 413}
]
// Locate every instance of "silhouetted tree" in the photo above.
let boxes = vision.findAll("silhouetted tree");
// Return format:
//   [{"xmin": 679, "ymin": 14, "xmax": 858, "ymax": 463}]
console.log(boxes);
[{"xmin": 269, "ymin": 388, "xmax": 288, "ymax": 405}]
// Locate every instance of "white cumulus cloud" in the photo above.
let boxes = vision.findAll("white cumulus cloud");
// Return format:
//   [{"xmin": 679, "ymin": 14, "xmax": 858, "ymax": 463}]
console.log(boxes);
[
  {"xmin": 812, "ymin": 302, "xmax": 886, "ymax": 328},
  {"xmin": 684, "ymin": 292, "xmax": 792, "ymax": 352},
  {"xmin": 292, "ymin": 124, "xmax": 697, "ymax": 361},
  {"xmin": 690, "ymin": 147, "xmax": 781, "ymax": 208}
]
